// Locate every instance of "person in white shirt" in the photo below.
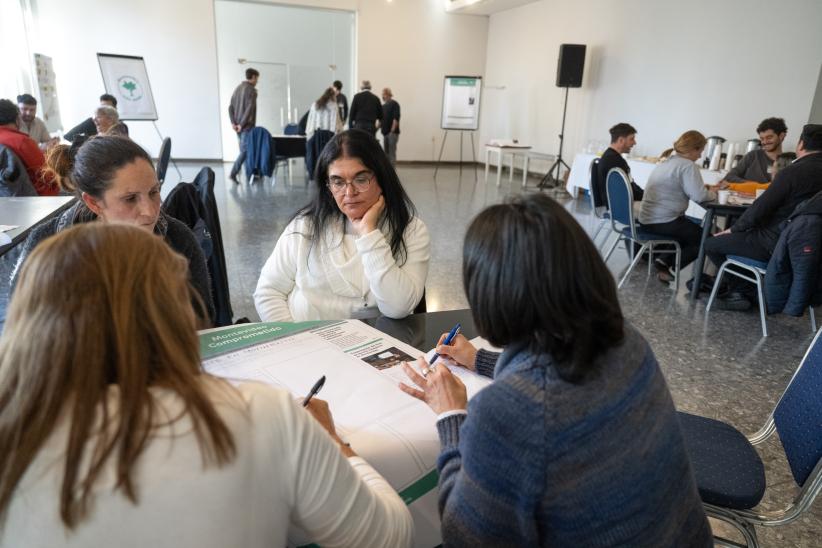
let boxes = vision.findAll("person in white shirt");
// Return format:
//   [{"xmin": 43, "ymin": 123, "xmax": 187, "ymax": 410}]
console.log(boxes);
[
  {"xmin": 255, "ymin": 129, "xmax": 430, "ymax": 322},
  {"xmin": 0, "ymin": 222, "xmax": 413, "ymax": 548},
  {"xmin": 16, "ymin": 93, "xmax": 58, "ymax": 150},
  {"xmin": 305, "ymin": 87, "xmax": 340, "ymax": 138}
]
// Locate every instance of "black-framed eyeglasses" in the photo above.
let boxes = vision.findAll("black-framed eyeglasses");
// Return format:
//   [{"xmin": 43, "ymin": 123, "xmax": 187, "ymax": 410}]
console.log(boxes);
[{"xmin": 327, "ymin": 172, "xmax": 374, "ymax": 194}]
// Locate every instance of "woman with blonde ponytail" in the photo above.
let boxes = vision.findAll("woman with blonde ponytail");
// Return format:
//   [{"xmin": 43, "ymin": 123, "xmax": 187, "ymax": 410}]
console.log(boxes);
[
  {"xmin": 638, "ymin": 130, "xmax": 723, "ymax": 282},
  {"xmin": 10, "ymin": 135, "xmax": 215, "ymax": 324}
]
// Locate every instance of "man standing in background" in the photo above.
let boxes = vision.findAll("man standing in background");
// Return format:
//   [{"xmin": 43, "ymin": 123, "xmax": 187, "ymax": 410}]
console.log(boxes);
[
  {"xmin": 380, "ymin": 88, "xmax": 400, "ymax": 166},
  {"xmin": 17, "ymin": 94, "xmax": 57, "ymax": 151},
  {"xmin": 348, "ymin": 80, "xmax": 381, "ymax": 137},
  {"xmin": 333, "ymin": 80, "xmax": 348, "ymax": 126},
  {"xmin": 228, "ymin": 68, "xmax": 259, "ymax": 183}
]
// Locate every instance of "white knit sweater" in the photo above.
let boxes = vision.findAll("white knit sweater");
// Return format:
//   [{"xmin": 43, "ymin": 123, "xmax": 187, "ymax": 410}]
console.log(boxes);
[
  {"xmin": 254, "ymin": 215, "xmax": 430, "ymax": 322},
  {"xmin": 2, "ymin": 379, "xmax": 413, "ymax": 548}
]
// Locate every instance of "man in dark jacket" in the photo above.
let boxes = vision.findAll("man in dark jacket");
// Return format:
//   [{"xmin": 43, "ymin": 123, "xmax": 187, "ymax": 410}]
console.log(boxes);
[
  {"xmin": 348, "ymin": 80, "xmax": 381, "ymax": 137},
  {"xmin": 707, "ymin": 124, "xmax": 822, "ymax": 310},
  {"xmin": 64, "ymin": 94, "xmax": 117, "ymax": 143},
  {"xmin": 228, "ymin": 68, "xmax": 259, "ymax": 183}
]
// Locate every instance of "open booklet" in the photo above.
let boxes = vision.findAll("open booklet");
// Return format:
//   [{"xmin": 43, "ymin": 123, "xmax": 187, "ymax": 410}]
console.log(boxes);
[{"xmin": 199, "ymin": 319, "xmax": 494, "ymax": 548}]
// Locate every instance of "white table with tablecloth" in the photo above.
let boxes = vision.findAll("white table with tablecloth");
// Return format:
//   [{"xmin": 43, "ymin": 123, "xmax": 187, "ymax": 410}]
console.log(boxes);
[{"xmin": 565, "ymin": 153, "xmax": 726, "ymax": 219}]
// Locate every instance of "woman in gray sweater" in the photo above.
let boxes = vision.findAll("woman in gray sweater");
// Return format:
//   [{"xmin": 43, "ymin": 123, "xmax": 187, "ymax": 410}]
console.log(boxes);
[{"xmin": 638, "ymin": 130, "xmax": 720, "ymax": 282}]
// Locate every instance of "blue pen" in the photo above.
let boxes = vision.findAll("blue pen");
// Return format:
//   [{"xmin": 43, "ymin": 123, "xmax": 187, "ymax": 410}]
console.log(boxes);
[{"xmin": 429, "ymin": 323, "xmax": 461, "ymax": 365}]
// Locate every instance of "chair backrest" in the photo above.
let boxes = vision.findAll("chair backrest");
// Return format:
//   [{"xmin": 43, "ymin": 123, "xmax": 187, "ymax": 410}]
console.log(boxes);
[
  {"xmin": 773, "ymin": 328, "xmax": 822, "ymax": 487},
  {"xmin": 605, "ymin": 167, "xmax": 636, "ymax": 237},
  {"xmin": 589, "ymin": 157, "xmax": 607, "ymax": 215},
  {"xmin": 0, "ymin": 144, "xmax": 37, "ymax": 197},
  {"xmin": 156, "ymin": 137, "xmax": 172, "ymax": 186},
  {"xmin": 283, "ymin": 123, "xmax": 300, "ymax": 135}
]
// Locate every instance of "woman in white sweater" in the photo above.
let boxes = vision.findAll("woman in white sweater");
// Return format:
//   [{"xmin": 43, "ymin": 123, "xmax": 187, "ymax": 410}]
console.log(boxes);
[
  {"xmin": 0, "ymin": 223, "xmax": 412, "ymax": 548},
  {"xmin": 255, "ymin": 130, "xmax": 430, "ymax": 322},
  {"xmin": 305, "ymin": 87, "xmax": 340, "ymax": 138}
]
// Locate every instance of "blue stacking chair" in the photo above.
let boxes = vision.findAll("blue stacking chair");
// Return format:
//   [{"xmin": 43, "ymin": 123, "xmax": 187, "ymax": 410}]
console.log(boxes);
[
  {"xmin": 678, "ymin": 328, "xmax": 822, "ymax": 547},
  {"xmin": 587, "ymin": 157, "xmax": 610, "ymax": 250},
  {"xmin": 155, "ymin": 137, "xmax": 171, "ymax": 188},
  {"xmin": 706, "ymin": 255, "xmax": 817, "ymax": 338},
  {"xmin": 602, "ymin": 168, "xmax": 682, "ymax": 290}
]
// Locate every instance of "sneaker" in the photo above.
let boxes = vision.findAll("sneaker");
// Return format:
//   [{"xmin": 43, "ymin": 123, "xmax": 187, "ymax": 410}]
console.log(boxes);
[
  {"xmin": 716, "ymin": 291, "xmax": 752, "ymax": 311},
  {"xmin": 654, "ymin": 259, "xmax": 674, "ymax": 283}
]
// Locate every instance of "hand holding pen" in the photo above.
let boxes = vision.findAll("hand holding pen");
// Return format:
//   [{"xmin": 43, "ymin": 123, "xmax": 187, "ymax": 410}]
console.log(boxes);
[{"xmin": 424, "ymin": 323, "xmax": 461, "ymax": 376}]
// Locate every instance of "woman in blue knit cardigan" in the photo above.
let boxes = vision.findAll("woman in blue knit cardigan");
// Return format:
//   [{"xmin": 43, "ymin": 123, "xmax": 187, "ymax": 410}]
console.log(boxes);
[{"xmin": 400, "ymin": 194, "xmax": 712, "ymax": 547}]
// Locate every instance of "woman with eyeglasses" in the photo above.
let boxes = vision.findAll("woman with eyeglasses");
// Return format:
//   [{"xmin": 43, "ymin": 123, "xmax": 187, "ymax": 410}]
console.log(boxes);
[{"xmin": 255, "ymin": 130, "xmax": 430, "ymax": 322}]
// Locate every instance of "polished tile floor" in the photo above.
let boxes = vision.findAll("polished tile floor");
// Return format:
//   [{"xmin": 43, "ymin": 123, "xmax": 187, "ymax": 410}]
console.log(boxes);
[{"xmin": 2, "ymin": 159, "xmax": 819, "ymax": 545}]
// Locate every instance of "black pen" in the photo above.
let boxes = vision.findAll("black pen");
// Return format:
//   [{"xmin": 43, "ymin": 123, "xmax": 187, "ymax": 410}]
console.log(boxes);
[{"xmin": 302, "ymin": 375, "xmax": 326, "ymax": 407}]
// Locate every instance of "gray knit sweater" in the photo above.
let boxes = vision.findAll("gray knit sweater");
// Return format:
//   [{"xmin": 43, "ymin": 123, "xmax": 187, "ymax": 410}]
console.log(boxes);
[
  {"xmin": 10, "ymin": 201, "xmax": 215, "ymax": 323},
  {"xmin": 435, "ymin": 324, "xmax": 712, "ymax": 547}
]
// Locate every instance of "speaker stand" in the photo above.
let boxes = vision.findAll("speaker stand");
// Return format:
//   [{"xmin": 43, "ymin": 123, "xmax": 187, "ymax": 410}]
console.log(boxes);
[{"xmin": 538, "ymin": 86, "xmax": 571, "ymax": 196}]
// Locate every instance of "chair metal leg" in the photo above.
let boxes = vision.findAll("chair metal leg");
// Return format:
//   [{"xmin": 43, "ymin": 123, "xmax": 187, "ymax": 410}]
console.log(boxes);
[
  {"xmin": 647, "ymin": 242, "xmax": 653, "ymax": 276},
  {"xmin": 603, "ymin": 235, "xmax": 621, "ymax": 263},
  {"xmin": 618, "ymin": 243, "xmax": 648, "ymax": 289},
  {"xmin": 706, "ymin": 505, "xmax": 760, "ymax": 548},
  {"xmin": 591, "ymin": 219, "xmax": 607, "ymax": 243},
  {"xmin": 810, "ymin": 307, "xmax": 817, "ymax": 333},
  {"xmin": 674, "ymin": 244, "xmax": 682, "ymax": 293},
  {"xmin": 754, "ymin": 271, "xmax": 768, "ymax": 337},
  {"xmin": 706, "ymin": 263, "xmax": 728, "ymax": 312}
]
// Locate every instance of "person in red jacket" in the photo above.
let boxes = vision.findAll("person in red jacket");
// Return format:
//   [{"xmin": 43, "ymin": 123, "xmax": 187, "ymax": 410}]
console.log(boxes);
[{"xmin": 0, "ymin": 98, "xmax": 58, "ymax": 195}]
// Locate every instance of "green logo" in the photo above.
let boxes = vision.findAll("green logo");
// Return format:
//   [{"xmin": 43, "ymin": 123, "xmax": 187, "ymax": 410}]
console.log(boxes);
[{"xmin": 117, "ymin": 75, "xmax": 143, "ymax": 101}]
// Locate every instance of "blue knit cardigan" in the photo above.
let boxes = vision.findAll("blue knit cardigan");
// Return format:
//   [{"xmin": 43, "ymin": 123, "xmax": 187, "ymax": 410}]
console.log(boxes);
[{"xmin": 435, "ymin": 324, "xmax": 712, "ymax": 547}]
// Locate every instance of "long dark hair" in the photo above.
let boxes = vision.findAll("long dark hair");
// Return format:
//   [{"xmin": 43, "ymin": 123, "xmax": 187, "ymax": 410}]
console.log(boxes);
[
  {"xmin": 463, "ymin": 194, "xmax": 624, "ymax": 382},
  {"xmin": 315, "ymin": 87, "xmax": 336, "ymax": 109},
  {"xmin": 294, "ymin": 130, "xmax": 416, "ymax": 263}
]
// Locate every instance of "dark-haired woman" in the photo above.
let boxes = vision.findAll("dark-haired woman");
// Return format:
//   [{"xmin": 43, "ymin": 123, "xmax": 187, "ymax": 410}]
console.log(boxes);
[
  {"xmin": 399, "ymin": 194, "xmax": 711, "ymax": 547},
  {"xmin": 255, "ymin": 130, "xmax": 429, "ymax": 322},
  {"xmin": 10, "ymin": 135, "xmax": 215, "ymax": 324}
]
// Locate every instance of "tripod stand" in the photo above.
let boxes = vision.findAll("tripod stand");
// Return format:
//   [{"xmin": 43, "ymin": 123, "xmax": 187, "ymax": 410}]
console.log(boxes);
[{"xmin": 538, "ymin": 86, "xmax": 571, "ymax": 190}]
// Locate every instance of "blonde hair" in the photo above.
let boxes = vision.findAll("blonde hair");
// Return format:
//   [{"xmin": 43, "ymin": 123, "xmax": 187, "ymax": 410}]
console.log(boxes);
[
  {"xmin": 0, "ymin": 223, "xmax": 236, "ymax": 528},
  {"xmin": 659, "ymin": 130, "xmax": 707, "ymax": 160}
]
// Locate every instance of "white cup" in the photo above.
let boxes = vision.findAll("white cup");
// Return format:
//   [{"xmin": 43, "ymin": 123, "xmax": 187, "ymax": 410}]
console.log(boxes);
[
  {"xmin": 718, "ymin": 190, "xmax": 730, "ymax": 205},
  {"xmin": 756, "ymin": 188, "xmax": 766, "ymax": 199}
]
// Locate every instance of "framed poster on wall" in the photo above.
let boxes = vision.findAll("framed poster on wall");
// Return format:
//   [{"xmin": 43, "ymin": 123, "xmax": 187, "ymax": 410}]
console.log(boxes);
[
  {"xmin": 440, "ymin": 75, "xmax": 481, "ymax": 130},
  {"xmin": 97, "ymin": 53, "xmax": 158, "ymax": 121}
]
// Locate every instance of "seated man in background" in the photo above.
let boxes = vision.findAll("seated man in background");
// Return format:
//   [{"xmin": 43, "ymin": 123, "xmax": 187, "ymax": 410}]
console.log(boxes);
[
  {"xmin": 723, "ymin": 117, "xmax": 787, "ymax": 184},
  {"xmin": 706, "ymin": 124, "xmax": 822, "ymax": 310},
  {"xmin": 93, "ymin": 105, "xmax": 128, "ymax": 137},
  {"xmin": 595, "ymin": 122, "xmax": 644, "ymax": 208},
  {"xmin": 0, "ymin": 99, "xmax": 58, "ymax": 195},
  {"xmin": 64, "ymin": 93, "xmax": 118, "ymax": 143},
  {"xmin": 16, "ymin": 94, "xmax": 58, "ymax": 151}
]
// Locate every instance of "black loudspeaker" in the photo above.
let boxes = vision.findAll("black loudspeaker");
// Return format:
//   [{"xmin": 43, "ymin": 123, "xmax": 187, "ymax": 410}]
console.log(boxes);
[{"xmin": 556, "ymin": 44, "xmax": 586, "ymax": 88}]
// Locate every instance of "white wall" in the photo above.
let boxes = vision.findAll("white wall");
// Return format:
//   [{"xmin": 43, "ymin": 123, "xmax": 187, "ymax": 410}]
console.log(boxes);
[
  {"xmin": 30, "ymin": 0, "xmax": 223, "ymax": 159},
  {"xmin": 356, "ymin": 0, "xmax": 489, "ymax": 162},
  {"xmin": 27, "ymin": 0, "xmax": 488, "ymax": 162},
  {"xmin": 481, "ymin": 0, "xmax": 822, "ymax": 174}
]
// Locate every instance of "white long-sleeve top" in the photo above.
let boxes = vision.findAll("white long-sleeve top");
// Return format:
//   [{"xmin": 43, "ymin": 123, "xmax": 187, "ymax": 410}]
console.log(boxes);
[
  {"xmin": 254, "ymin": 215, "xmax": 430, "ymax": 322},
  {"xmin": 2, "ymin": 379, "xmax": 413, "ymax": 548},
  {"xmin": 305, "ymin": 100, "xmax": 339, "ymax": 139}
]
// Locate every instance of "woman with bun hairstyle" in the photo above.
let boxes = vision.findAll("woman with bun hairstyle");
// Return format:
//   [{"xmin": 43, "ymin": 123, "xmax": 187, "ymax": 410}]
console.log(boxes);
[
  {"xmin": 638, "ymin": 130, "xmax": 723, "ymax": 283},
  {"xmin": 10, "ymin": 135, "xmax": 215, "ymax": 324},
  {"xmin": 0, "ymin": 223, "xmax": 413, "ymax": 547}
]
